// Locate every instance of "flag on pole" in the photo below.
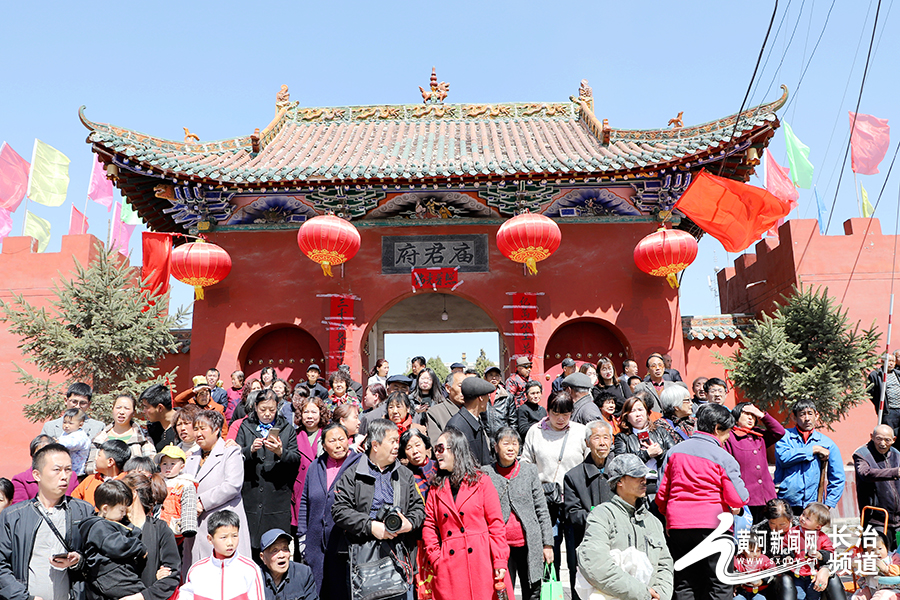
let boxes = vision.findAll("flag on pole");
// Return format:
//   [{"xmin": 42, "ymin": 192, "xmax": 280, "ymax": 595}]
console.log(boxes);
[
  {"xmin": 87, "ymin": 155, "xmax": 113, "ymax": 210},
  {"xmin": 861, "ymin": 183, "xmax": 874, "ymax": 218},
  {"xmin": 69, "ymin": 205, "xmax": 88, "ymax": 235},
  {"xmin": 27, "ymin": 140, "xmax": 70, "ymax": 207},
  {"xmin": 24, "ymin": 211, "xmax": 51, "ymax": 252},
  {"xmin": 0, "ymin": 142, "xmax": 30, "ymax": 211},
  {"xmin": 783, "ymin": 121, "xmax": 814, "ymax": 189},
  {"xmin": 0, "ymin": 208, "xmax": 12, "ymax": 241},
  {"xmin": 110, "ymin": 202, "xmax": 136, "ymax": 255},
  {"xmin": 120, "ymin": 200, "xmax": 140, "ymax": 225},
  {"xmin": 850, "ymin": 112, "xmax": 891, "ymax": 175},
  {"xmin": 814, "ymin": 187, "xmax": 827, "ymax": 235},
  {"xmin": 764, "ymin": 149, "xmax": 799, "ymax": 208},
  {"xmin": 141, "ymin": 232, "xmax": 173, "ymax": 296}
]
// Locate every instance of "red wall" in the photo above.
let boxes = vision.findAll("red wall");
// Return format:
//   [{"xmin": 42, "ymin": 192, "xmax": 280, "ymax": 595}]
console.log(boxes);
[
  {"xmin": 0, "ymin": 235, "xmax": 105, "ymax": 478},
  {"xmin": 190, "ymin": 222, "xmax": 689, "ymax": 389},
  {"xmin": 718, "ymin": 218, "xmax": 895, "ymax": 463}
]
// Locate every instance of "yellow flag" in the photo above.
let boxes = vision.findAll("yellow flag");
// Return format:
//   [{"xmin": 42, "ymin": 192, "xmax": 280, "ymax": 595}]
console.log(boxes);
[
  {"xmin": 24, "ymin": 211, "xmax": 51, "ymax": 252},
  {"xmin": 862, "ymin": 183, "xmax": 874, "ymax": 218},
  {"xmin": 26, "ymin": 139, "xmax": 70, "ymax": 207}
]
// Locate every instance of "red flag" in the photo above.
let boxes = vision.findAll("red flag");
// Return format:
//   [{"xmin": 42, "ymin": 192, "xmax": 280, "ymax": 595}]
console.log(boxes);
[
  {"xmin": 764, "ymin": 149, "xmax": 799, "ymax": 209},
  {"xmin": 850, "ymin": 112, "xmax": 890, "ymax": 175},
  {"xmin": 68, "ymin": 205, "xmax": 88, "ymax": 235},
  {"xmin": 141, "ymin": 232, "xmax": 173, "ymax": 295},
  {"xmin": 0, "ymin": 142, "xmax": 30, "ymax": 211},
  {"xmin": 675, "ymin": 170, "xmax": 792, "ymax": 252}
]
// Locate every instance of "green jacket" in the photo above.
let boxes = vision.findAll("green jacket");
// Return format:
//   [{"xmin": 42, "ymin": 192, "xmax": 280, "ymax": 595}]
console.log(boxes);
[{"xmin": 576, "ymin": 495, "xmax": 673, "ymax": 600}]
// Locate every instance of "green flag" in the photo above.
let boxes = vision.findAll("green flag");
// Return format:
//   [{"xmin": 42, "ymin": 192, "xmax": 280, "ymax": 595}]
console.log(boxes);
[
  {"xmin": 783, "ymin": 121, "xmax": 814, "ymax": 189},
  {"xmin": 120, "ymin": 201, "xmax": 140, "ymax": 225},
  {"xmin": 24, "ymin": 211, "xmax": 51, "ymax": 252},
  {"xmin": 26, "ymin": 140, "xmax": 70, "ymax": 207},
  {"xmin": 862, "ymin": 183, "xmax": 874, "ymax": 218}
]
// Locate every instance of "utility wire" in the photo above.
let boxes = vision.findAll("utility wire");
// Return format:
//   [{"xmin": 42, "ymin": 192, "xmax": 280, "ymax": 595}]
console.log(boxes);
[
  {"xmin": 749, "ymin": 0, "xmax": 792, "ymax": 105},
  {"xmin": 717, "ymin": 0, "xmax": 780, "ymax": 177},
  {"xmin": 824, "ymin": 0, "xmax": 883, "ymax": 234}
]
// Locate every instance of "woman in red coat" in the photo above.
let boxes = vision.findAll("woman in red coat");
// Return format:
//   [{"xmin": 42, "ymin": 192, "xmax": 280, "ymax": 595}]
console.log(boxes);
[{"xmin": 423, "ymin": 427, "xmax": 515, "ymax": 600}]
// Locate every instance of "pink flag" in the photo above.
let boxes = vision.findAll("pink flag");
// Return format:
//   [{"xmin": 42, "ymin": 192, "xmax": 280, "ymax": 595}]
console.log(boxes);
[
  {"xmin": 764, "ymin": 149, "xmax": 799, "ymax": 208},
  {"xmin": 0, "ymin": 142, "xmax": 30, "ymax": 211},
  {"xmin": 110, "ymin": 202, "xmax": 135, "ymax": 255},
  {"xmin": 87, "ymin": 155, "xmax": 113, "ymax": 210},
  {"xmin": 850, "ymin": 112, "xmax": 891, "ymax": 175},
  {"xmin": 69, "ymin": 205, "xmax": 88, "ymax": 235},
  {"xmin": 0, "ymin": 208, "xmax": 12, "ymax": 241}
]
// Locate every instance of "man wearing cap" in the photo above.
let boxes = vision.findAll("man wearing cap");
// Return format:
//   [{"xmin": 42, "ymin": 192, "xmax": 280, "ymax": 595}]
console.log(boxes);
[
  {"xmin": 299, "ymin": 365, "xmax": 329, "ymax": 401},
  {"xmin": 577, "ymin": 454, "xmax": 673, "ymax": 600},
  {"xmin": 450, "ymin": 362, "xmax": 466, "ymax": 374},
  {"xmin": 385, "ymin": 374, "xmax": 413, "ymax": 395},
  {"xmin": 505, "ymin": 356, "xmax": 534, "ymax": 407},
  {"xmin": 258, "ymin": 528, "xmax": 317, "ymax": 600},
  {"xmin": 446, "ymin": 377, "xmax": 495, "ymax": 465},
  {"xmin": 567, "ymin": 372, "xmax": 604, "ymax": 425},
  {"xmin": 552, "ymin": 358, "xmax": 577, "ymax": 394},
  {"xmin": 485, "ymin": 366, "xmax": 516, "ymax": 440},
  {"xmin": 424, "ymin": 372, "xmax": 465, "ymax": 443}
]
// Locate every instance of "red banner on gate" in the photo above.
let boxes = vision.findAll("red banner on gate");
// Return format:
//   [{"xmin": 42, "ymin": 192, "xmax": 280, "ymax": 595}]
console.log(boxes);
[
  {"xmin": 412, "ymin": 267, "xmax": 459, "ymax": 290},
  {"xmin": 509, "ymin": 293, "xmax": 538, "ymax": 360},
  {"xmin": 326, "ymin": 295, "xmax": 355, "ymax": 374}
]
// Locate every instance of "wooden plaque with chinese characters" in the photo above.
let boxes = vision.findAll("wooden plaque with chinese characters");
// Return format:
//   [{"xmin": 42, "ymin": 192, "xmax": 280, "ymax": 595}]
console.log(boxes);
[{"xmin": 381, "ymin": 234, "xmax": 489, "ymax": 274}]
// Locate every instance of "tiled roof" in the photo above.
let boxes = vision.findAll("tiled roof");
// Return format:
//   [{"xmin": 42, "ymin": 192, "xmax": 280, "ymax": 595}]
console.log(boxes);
[
  {"xmin": 81, "ymin": 89, "xmax": 785, "ymax": 188},
  {"xmin": 682, "ymin": 314, "xmax": 756, "ymax": 341}
]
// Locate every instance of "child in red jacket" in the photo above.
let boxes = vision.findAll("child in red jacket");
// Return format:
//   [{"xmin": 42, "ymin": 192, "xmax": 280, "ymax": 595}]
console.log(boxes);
[{"xmin": 788, "ymin": 502, "xmax": 834, "ymax": 599}]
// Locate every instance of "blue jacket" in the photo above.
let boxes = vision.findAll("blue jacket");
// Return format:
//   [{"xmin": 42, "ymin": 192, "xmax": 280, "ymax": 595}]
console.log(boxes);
[
  {"xmin": 262, "ymin": 561, "xmax": 317, "ymax": 600},
  {"xmin": 774, "ymin": 427, "xmax": 845, "ymax": 508}
]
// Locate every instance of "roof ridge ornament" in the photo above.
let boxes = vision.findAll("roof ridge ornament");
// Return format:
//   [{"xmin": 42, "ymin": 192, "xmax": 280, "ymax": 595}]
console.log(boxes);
[
  {"xmin": 276, "ymin": 84, "xmax": 298, "ymax": 113},
  {"xmin": 183, "ymin": 127, "xmax": 200, "ymax": 144},
  {"xmin": 577, "ymin": 79, "xmax": 593, "ymax": 112},
  {"xmin": 668, "ymin": 112, "xmax": 684, "ymax": 129},
  {"xmin": 419, "ymin": 67, "xmax": 449, "ymax": 105}
]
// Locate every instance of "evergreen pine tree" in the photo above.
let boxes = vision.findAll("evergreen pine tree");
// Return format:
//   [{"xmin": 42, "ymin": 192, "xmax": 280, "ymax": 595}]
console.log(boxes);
[
  {"xmin": 720, "ymin": 285, "xmax": 880, "ymax": 425},
  {"xmin": 0, "ymin": 245, "xmax": 188, "ymax": 422}
]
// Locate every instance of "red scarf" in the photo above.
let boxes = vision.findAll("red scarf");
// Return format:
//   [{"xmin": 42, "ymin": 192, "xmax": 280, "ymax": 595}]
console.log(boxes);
[
  {"xmin": 733, "ymin": 426, "xmax": 763, "ymax": 438},
  {"xmin": 395, "ymin": 415, "xmax": 413, "ymax": 436}
]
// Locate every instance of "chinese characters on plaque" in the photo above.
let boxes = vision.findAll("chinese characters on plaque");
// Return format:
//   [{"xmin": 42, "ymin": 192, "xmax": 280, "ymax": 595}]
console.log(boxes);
[
  {"xmin": 381, "ymin": 235, "xmax": 489, "ymax": 274},
  {"xmin": 322, "ymin": 295, "xmax": 356, "ymax": 374}
]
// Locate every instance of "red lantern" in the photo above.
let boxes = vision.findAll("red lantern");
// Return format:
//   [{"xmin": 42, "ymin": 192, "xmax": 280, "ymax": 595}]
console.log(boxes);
[
  {"xmin": 297, "ymin": 215, "xmax": 361, "ymax": 277},
  {"xmin": 170, "ymin": 240, "xmax": 232, "ymax": 300},
  {"xmin": 496, "ymin": 212, "xmax": 561, "ymax": 275},
  {"xmin": 633, "ymin": 227, "xmax": 698, "ymax": 288}
]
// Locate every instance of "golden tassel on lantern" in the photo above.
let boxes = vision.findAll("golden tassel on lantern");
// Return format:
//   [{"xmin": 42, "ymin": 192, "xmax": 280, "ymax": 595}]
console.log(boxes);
[
  {"xmin": 321, "ymin": 261, "xmax": 333, "ymax": 277},
  {"xmin": 194, "ymin": 285, "xmax": 205, "ymax": 300},
  {"xmin": 525, "ymin": 257, "xmax": 538, "ymax": 275},
  {"xmin": 666, "ymin": 273, "xmax": 679, "ymax": 289}
]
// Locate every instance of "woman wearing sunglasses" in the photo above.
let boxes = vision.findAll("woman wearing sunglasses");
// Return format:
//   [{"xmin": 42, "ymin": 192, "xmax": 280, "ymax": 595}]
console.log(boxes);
[{"xmin": 422, "ymin": 427, "xmax": 515, "ymax": 600}]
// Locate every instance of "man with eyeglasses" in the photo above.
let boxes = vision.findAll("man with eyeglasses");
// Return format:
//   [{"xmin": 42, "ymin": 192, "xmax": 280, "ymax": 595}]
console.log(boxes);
[
  {"xmin": 40, "ymin": 383, "xmax": 105, "ymax": 441},
  {"xmin": 854, "ymin": 424, "xmax": 900, "ymax": 549}
]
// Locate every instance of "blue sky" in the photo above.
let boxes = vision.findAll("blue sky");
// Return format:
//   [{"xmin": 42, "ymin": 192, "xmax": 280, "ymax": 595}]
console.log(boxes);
[{"xmin": 2, "ymin": 1, "xmax": 898, "ymax": 372}]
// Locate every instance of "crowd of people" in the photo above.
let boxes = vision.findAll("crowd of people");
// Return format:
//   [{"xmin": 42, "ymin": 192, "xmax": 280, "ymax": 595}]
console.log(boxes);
[{"xmin": 2, "ymin": 351, "xmax": 900, "ymax": 600}]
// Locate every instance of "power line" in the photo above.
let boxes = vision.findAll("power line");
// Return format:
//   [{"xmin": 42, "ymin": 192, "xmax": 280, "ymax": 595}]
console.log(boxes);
[
  {"xmin": 783, "ymin": 0, "xmax": 837, "ymax": 113},
  {"xmin": 824, "ymin": 0, "xmax": 883, "ymax": 234},
  {"xmin": 759, "ymin": 0, "xmax": 809, "ymax": 103},
  {"xmin": 749, "ymin": 0, "xmax": 793, "ymax": 106},
  {"xmin": 717, "ymin": 0, "xmax": 780, "ymax": 177}
]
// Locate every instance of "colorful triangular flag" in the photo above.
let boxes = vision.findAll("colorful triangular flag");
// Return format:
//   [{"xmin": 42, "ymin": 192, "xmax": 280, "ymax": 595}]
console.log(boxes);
[
  {"xmin": 0, "ymin": 208, "xmax": 12, "ymax": 241},
  {"xmin": 783, "ymin": 121, "xmax": 814, "ymax": 189},
  {"xmin": 120, "ymin": 200, "xmax": 140, "ymax": 225},
  {"xmin": 814, "ymin": 186, "xmax": 826, "ymax": 235},
  {"xmin": 24, "ymin": 211, "xmax": 51, "ymax": 252},
  {"xmin": 764, "ymin": 149, "xmax": 799, "ymax": 208},
  {"xmin": 850, "ymin": 112, "xmax": 891, "ymax": 175},
  {"xmin": 862, "ymin": 183, "xmax": 874, "ymax": 218},
  {"xmin": 87, "ymin": 155, "xmax": 113, "ymax": 211},
  {"xmin": 69, "ymin": 205, "xmax": 88, "ymax": 235},
  {"xmin": 0, "ymin": 142, "xmax": 30, "ymax": 211},
  {"xmin": 27, "ymin": 140, "xmax": 70, "ymax": 207},
  {"xmin": 110, "ymin": 202, "xmax": 135, "ymax": 255}
]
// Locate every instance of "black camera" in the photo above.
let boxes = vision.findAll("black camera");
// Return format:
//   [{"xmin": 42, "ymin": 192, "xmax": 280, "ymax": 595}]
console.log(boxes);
[{"xmin": 375, "ymin": 504, "xmax": 404, "ymax": 533}]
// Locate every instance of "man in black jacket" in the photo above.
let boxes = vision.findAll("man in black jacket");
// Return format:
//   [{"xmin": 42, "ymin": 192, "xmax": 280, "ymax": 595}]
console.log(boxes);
[
  {"xmin": 259, "ymin": 529, "xmax": 317, "ymax": 600},
  {"xmin": 564, "ymin": 419, "xmax": 615, "ymax": 546},
  {"xmin": 854, "ymin": 424, "xmax": 900, "ymax": 549},
  {"xmin": 0, "ymin": 443, "xmax": 94, "ymax": 600},
  {"xmin": 332, "ymin": 419, "xmax": 426, "ymax": 600},
  {"xmin": 446, "ymin": 377, "xmax": 494, "ymax": 466}
]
